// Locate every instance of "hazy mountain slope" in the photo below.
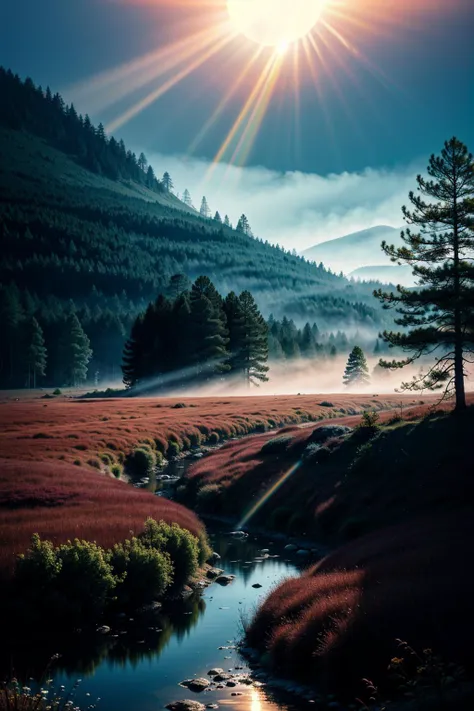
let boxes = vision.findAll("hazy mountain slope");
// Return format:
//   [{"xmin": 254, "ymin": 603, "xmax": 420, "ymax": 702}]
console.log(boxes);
[
  {"xmin": 302, "ymin": 226, "xmax": 403, "ymax": 274},
  {"xmin": 0, "ymin": 126, "xmax": 390, "ymax": 329},
  {"xmin": 349, "ymin": 264, "xmax": 415, "ymax": 286}
]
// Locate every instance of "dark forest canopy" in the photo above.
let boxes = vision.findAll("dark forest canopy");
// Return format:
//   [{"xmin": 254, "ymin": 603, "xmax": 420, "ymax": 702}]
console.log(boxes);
[{"xmin": 0, "ymin": 66, "xmax": 395, "ymax": 387}]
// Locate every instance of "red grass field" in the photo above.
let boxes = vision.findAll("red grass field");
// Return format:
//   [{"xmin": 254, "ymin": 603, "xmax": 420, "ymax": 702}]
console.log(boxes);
[
  {"xmin": 247, "ymin": 509, "xmax": 474, "ymax": 694},
  {"xmin": 186, "ymin": 395, "xmax": 471, "ymax": 535},
  {"xmin": 0, "ymin": 391, "xmax": 419, "ymax": 578}
]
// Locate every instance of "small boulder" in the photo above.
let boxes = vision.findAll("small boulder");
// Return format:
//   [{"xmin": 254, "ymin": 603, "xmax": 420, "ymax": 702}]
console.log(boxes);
[
  {"xmin": 284, "ymin": 544, "xmax": 298, "ymax": 551},
  {"xmin": 208, "ymin": 551, "xmax": 221, "ymax": 563},
  {"xmin": 206, "ymin": 568, "xmax": 223, "ymax": 579},
  {"xmin": 213, "ymin": 673, "xmax": 231, "ymax": 682},
  {"xmin": 207, "ymin": 668, "xmax": 225, "ymax": 677},
  {"xmin": 166, "ymin": 701, "xmax": 206, "ymax": 711},
  {"xmin": 215, "ymin": 575, "xmax": 235, "ymax": 586},
  {"xmin": 252, "ymin": 583, "xmax": 262, "ymax": 588},
  {"xmin": 182, "ymin": 678, "xmax": 210, "ymax": 693},
  {"xmin": 296, "ymin": 549, "xmax": 310, "ymax": 556},
  {"xmin": 226, "ymin": 681, "xmax": 237, "ymax": 687}
]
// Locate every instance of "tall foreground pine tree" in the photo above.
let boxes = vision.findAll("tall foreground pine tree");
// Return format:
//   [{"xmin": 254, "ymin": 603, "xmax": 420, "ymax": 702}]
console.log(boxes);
[{"xmin": 374, "ymin": 138, "xmax": 474, "ymax": 410}]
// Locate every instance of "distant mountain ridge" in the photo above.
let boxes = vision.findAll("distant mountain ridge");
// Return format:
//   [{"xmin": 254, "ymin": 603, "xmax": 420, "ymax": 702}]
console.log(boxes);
[{"xmin": 302, "ymin": 226, "xmax": 403, "ymax": 275}]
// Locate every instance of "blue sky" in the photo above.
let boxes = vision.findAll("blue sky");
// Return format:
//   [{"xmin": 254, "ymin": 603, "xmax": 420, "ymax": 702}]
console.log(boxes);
[{"xmin": 1, "ymin": 0, "xmax": 473, "ymax": 247}]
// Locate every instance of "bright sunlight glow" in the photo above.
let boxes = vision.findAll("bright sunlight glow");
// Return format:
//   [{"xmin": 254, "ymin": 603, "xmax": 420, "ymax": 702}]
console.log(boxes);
[{"xmin": 227, "ymin": 0, "xmax": 325, "ymax": 48}]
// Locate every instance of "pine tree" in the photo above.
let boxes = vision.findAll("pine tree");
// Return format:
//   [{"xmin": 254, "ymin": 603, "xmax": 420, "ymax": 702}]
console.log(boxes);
[
  {"xmin": 137, "ymin": 152, "xmax": 148, "ymax": 172},
  {"xmin": 213, "ymin": 211, "xmax": 222, "ymax": 223},
  {"xmin": 60, "ymin": 313, "xmax": 93, "ymax": 387},
  {"xmin": 25, "ymin": 317, "xmax": 47, "ymax": 388},
  {"xmin": 374, "ymin": 138, "xmax": 474, "ymax": 410},
  {"xmin": 343, "ymin": 346, "xmax": 370, "ymax": 387},
  {"xmin": 225, "ymin": 291, "xmax": 268, "ymax": 385},
  {"xmin": 162, "ymin": 172, "xmax": 174, "ymax": 192},
  {"xmin": 0, "ymin": 283, "xmax": 24, "ymax": 384},
  {"xmin": 200, "ymin": 196, "xmax": 211, "ymax": 218},
  {"xmin": 190, "ymin": 276, "xmax": 229, "ymax": 376},
  {"xmin": 146, "ymin": 165, "xmax": 156, "ymax": 189},
  {"xmin": 122, "ymin": 314, "xmax": 144, "ymax": 388},
  {"xmin": 224, "ymin": 215, "xmax": 231, "ymax": 227},
  {"xmin": 236, "ymin": 214, "xmax": 253, "ymax": 236},
  {"xmin": 169, "ymin": 273, "xmax": 191, "ymax": 299},
  {"xmin": 300, "ymin": 322, "xmax": 316, "ymax": 358},
  {"xmin": 182, "ymin": 189, "xmax": 193, "ymax": 207}
]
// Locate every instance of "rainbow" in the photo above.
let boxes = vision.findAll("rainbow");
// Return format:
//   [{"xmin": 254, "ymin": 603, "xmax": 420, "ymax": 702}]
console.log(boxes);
[{"xmin": 237, "ymin": 460, "xmax": 302, "ymax": 530}]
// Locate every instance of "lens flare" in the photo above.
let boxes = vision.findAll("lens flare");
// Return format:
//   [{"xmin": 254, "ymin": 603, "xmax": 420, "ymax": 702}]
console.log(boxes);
[
  {"xmin": 63, "ymin": 0, "xmax": 410, "ymax": 174},
  {"xmin": 227, "ymin": 0, "xmax": 325, "ymax": 48}
]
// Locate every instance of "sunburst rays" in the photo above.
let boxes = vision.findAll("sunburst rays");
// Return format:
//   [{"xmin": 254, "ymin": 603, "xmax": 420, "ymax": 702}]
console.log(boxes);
[{"xmin": 63, "ymin": 0, "xmax": 417, "ymax": 172}]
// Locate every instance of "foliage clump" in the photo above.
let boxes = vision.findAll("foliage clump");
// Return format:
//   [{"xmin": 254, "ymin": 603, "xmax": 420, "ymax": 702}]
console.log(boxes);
[
  {"xmin": 260, "ymin": 435, "xmax": 293, "ymax": 455},
  {"xmin": 125, "ymin": 447, "xmax": 156, "ymax": 478},
  {"xmin": 12, "ymin": 517, "xmax": 205, "ymax": 626}
]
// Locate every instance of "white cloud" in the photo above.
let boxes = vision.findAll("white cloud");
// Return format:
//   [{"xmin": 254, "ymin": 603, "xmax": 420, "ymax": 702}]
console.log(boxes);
[{"xmin": 148, "ymin": 152, "xmax": 423, "ymax": 251}]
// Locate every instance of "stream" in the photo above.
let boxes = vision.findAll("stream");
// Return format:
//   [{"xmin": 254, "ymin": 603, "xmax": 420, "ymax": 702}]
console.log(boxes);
[{"xmin": 17, "ymin": 530, "xmax": 314, "ymax": 711}]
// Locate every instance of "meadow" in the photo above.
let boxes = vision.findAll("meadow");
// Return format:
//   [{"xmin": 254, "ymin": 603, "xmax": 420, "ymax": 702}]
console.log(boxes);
[
  {"xmin": 181, "ymin": 396, "xmax": 474, "ymax": 696},
  {"xmin": 0, "ymin": 390, "xmax": 413, "ymax": 578}
]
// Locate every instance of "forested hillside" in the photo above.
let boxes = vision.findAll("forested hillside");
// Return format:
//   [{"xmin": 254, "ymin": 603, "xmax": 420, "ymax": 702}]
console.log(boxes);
[{"xmin": 0, "ymin": 67, "xmax": 390, "ymax": 388}]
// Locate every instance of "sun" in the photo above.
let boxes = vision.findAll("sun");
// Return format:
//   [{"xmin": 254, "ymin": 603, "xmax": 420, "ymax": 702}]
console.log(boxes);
[{"xmin": 227, "ymin": 0, "xmax": 325, "ymax": 49}]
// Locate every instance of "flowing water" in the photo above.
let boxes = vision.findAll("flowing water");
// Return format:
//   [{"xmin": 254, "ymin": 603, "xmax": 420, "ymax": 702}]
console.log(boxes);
[{"xmin": 9, "ymin": 530, "xmax": 315, "ymax": 711}]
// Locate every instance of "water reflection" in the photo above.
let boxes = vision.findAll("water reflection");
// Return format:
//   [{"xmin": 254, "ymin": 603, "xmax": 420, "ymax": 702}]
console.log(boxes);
[{"xmin": 2, "ymin": 531, "xmax": 304, "ymax": 711}]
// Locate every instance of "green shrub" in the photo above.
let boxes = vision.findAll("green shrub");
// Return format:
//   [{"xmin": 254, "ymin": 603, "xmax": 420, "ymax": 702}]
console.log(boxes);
[
  {"xmin": 110, "ymin": 537, "xmax": 173, "ymax": 607},
  {"xmin": 100, "ymin": 452, "xmax": 114, "ymax": 466},
  {"xmin": 208, "ymin": 431, "xmax": 220, "ymax": 445},
  {"xmin": 167, "ymin": 440, "xmax": 181, "ymax": 458},
  {"xmin": 140, "ymin": 519, "xmax": 200, "ymax": 587},
  {"xmin": 15, "ymin": 535, "xmax": 115, "ymax": 624},
  {"xmin": 303, "ymin": 443, "xmax": 331, "ymax": 463},
  {"xmin": 73, "ymin": 459, "xmax": 81, "ymax": 466},
  {"xmin": 254, "ymin": 422, "xmax": 267, "ymax": 433},
  {"xmin": 353, "ymin": 410, "xmax": 381, "ymax": 443},
  {"xmin": 154, "ymin": 436, "xmax": 168, "ymax": 454},
  {"xmin": 56, "ymin": 539, "xmax": 116, "ymax": 620},
  {"xmin": 261, "ymin": 435, "xmax": 293, "ymax": 455},
  {"xmin": 196, "ymin": 483, "xmax": 224, "ymax": 512},
  {"xmin": 111, "ymin": 463, "xmax": 123, "ymax": 478},
  {"xmin": 125, "ymin": 447, "xmax": 156, "ymax": 478},
  {"xmin": 319, "ymin": 401, "xmax": 334, "ymax": 407},
  {"xmin": 52, "ymin": 388, "xmax": 62, "ymax": 396},
  {"xmin": 172, "ymin": 402, "xmax": 187, "ymax": 409},
  {"xmin": 189, "ymin": 431, "xmax": 202, "ymax": 448}
]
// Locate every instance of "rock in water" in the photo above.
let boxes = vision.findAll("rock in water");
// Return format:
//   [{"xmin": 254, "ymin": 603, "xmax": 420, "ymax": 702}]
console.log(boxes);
[
  {"xmin": 96, "ymin": 625, "xmax": 111, "ymax": 634},
  {"xmin": 207, "ymin": 668, "xmax": 225, "ymax": 677},
  {"xmin": 181, "ymin": 679, "xmax": 210, "ymax": 692},
  {"xmin": 284, "ymin": 544, "xmax": 298, "ymax": 551},
  {"xmin": 252, "ymin": 583, "xmax": 262, "ymax": 588},
  {"xmin": 166, "ymin": 702, "xmax": 206, "ymax": 711},
  {"xmin": 215, "ymin": 574, "xmax": 235, "ymax": 586}
]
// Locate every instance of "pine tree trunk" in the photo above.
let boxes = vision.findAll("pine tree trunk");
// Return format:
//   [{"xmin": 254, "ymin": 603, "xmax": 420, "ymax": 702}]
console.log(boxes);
[{"xmin": 453, "ymin": 191, "xmax": 466, "ymax": 412}]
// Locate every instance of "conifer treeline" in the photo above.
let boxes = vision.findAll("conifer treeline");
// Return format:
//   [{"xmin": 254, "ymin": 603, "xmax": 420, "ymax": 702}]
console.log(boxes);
[
  {"xmin": 0, "ymin": 67, "xmax": 163, "ymax": 192},
  {"xmin": 122, "ymin": 277, "xmax": 269, "ymax": 389}
]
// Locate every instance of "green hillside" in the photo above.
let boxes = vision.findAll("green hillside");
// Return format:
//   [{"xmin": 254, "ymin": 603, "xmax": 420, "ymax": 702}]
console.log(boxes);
[{"xmin": 0, "ymin": 67, "xmax": 390, "ymax": 387}]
